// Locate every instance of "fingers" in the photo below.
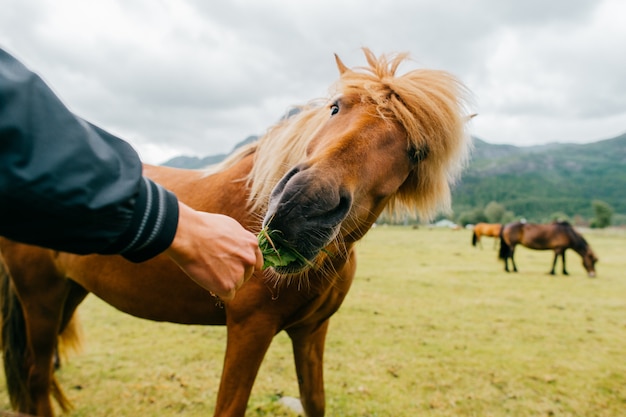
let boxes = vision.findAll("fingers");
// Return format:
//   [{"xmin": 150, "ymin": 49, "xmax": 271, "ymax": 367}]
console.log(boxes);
[
  {"xmin": 241, "ymin": 228, "xmax": 263, "ymax": 272},
  {"xmin": 219, "ymin": 262, "xmax": 257, "ymax": 302},
  {"xmin": 254, "ymin": 246, "xmax": 264, "ymax": 270},
  {"xmin": 219, "ymin": 289, "xmax": 236, "ymax": 302},
  {"xmin": 221, "ymin": 237, "xmax": 262, "ymax": 300},
  {"xmin": 244, "ymin": 264, "xmax": 255, "ymax": 282}
]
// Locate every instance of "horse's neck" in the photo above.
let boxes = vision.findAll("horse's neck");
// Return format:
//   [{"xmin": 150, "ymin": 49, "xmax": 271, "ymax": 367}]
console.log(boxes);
[
  {"xmin": 146, "ymin": 157, "xmax": 260, "ymax": 231},
  {"xmin": 202, "ymin": 156, "xmax": 261, "ymax": 230},
  {"xmin": 568, "ymin": 232, "xmax": 588, "ymax": 256}
]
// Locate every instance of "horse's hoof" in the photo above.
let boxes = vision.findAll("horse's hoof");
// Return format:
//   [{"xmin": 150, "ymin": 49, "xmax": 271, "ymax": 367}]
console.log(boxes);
[{"xmin": 278, "ymin": 396, "xmax": 304, "ymax": 414}]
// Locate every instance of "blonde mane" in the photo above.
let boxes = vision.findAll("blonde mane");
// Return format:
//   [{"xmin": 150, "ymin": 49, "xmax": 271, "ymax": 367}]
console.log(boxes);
[{"xmin": 212, "ymin": 48, "xmax": 472, "ymax": 220}]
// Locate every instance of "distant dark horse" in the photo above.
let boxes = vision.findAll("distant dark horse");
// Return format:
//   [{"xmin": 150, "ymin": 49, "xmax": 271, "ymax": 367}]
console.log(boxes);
[{"xmin": 499, "ymin": 221, "xmax": 598, "ymax": 277}]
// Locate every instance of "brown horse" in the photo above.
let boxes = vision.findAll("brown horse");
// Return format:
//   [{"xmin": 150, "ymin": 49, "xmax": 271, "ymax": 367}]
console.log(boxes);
[
  {"xmin": 499, "ymin": 221, "xmax": 598, "ymax": 277},
  {"xmin": 0, "ymin": 49, "xmax": 473, "ymax": 417},
  {"xmin": 471, "ymin": 222, "xmax": 502, "ymax": 249}
]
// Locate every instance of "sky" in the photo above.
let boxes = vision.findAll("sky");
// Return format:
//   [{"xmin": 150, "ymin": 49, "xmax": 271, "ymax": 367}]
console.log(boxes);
[{"xmin": 1, "ymin": 0, "xmax": 625, "ymax": 164}]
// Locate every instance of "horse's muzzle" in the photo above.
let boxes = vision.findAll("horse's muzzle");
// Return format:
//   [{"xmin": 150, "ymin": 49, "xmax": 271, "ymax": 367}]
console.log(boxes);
[{"xmin": 263, "ymin": 165, "xmax": 352, "ymax": 270}]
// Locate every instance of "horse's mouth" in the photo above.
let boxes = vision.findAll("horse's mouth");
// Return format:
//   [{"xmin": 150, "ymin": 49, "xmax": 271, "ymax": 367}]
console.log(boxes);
[
  {"xmin": 259, "ymin": 215, "xmax": 341, "ymax": 275},
  {"xmin": 271, "ymin": 247, "xmax": 336, "ymax": 275},
  {"xmin": 258, "ymin": 227, "xmax": 322, "ymax": 274},
  {"xmin": 271, "ymin": 260, "xmax": 312, "ymax": 275}
]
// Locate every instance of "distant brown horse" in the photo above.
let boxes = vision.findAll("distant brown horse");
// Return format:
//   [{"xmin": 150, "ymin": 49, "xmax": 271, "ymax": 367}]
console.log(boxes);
[
  {"xmin": 471, "ymin": 222, "xmax": 502, "ymax": 249},
  {"xmin": 0, "ymin": 49, "xmax": 472, "ymax": 417},
  {"xmin": 499, "ymin": 221, "xmax": 598, "ymax": 277}
]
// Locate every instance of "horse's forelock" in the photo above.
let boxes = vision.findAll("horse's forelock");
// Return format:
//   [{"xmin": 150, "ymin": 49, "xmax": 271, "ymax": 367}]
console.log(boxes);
[{"xmin": 340, "ymin": 50, "xmax": 473, "ymax": 221}]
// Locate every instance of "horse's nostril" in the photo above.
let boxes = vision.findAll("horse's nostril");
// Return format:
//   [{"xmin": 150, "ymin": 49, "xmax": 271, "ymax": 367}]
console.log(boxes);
[
  {"xmin": 330, "ymin": 193, "xmax": 352, "ymax": 221},
  {"xmin": 269, "ymin": 165, "xmax": 302, "ymax": 200}
]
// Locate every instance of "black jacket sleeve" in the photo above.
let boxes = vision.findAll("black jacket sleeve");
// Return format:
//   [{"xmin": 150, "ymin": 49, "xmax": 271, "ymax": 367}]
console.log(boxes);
[{"xmin": 0, "ymin": 48, "xmax": 179, "ymax": 262}]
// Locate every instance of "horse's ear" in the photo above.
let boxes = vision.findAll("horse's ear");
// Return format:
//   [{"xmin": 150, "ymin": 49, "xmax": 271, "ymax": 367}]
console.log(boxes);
[{"xmin": 334, "ymin": 53, "xmax": 349, "ymax": 75}]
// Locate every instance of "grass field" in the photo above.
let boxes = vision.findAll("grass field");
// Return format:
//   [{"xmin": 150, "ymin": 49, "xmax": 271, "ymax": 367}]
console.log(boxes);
[{"xmin": 1, "ymin": 226, "xmax": 625, "ymax": 416}]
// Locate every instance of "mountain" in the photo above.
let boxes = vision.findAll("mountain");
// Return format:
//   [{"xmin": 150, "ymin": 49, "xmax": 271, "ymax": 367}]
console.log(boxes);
[
  {"xmin": 162, "ymin": 132, "xmax": 626, "ymax": 222},
  {"xmin": 451, "ymin": 133, "xmax": 626, "ymax": 221},
  {"xmin": 162, "ymin": 135, "xmax": 259, "ymax": 169}
]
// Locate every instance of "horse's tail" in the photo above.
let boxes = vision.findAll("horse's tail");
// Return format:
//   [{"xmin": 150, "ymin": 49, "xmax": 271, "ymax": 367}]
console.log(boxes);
[
  {"xmin": 0, "ymin": 259, "xmax": 76, "ymax": 413},
  {"xmin": 472, "ymin": 230, "xmax": 478, "ymax": 246},
  {"xmin": 498, "ymin": 225, "xmax": 510, "ymax": 260},
  {"xmin": 57, "ymin": 312, "xmax": 83, "ymax": 368},
  {"xmin": 0, "ymin": 258, "xmax": 32, "ymax": 411},
  {"xmin": 50, "ymin": 314, "xmax": 80, "ymax": 413}
]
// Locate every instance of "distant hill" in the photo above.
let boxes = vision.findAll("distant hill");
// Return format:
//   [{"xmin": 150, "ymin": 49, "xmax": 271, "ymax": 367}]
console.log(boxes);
[
  {"xmin": 451, "ymin": 133, "xmax": 626, "ymax": 222},
  {"xmin": 163, "ymin": 132, "xmax": 626, "ymax": 222},
  {"xmin": 162, "ymin": 135, "xmax": 258, "ymax": 169}
]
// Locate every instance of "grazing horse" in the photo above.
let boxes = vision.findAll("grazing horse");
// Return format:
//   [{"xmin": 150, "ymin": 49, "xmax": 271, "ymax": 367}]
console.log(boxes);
[
  {"xmin": 0, "ymin": 49, "xmax": 473, "ymax": 417},
  {"xmin": 471, "ymin": 222, "xmax": 502, "ymax": 249},
  {"xmin": 499, "ymin": 221, "xmax": 598, "ymax": 277}
]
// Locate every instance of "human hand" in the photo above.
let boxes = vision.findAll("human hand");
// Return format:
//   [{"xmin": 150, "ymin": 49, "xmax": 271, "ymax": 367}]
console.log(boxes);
[{"xmin": 164, "ymin": 202, "xmax": 263, "ymax": 301}]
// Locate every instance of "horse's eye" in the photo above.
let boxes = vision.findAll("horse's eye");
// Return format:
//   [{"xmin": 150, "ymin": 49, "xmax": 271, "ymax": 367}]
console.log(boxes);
[
  {"xmin": 409, "ymin": 145, "xmax": 430, "ymax": 165},
  {"xmin": 330, "ymin": 103, "xmax": 339, "ymax": 116}
]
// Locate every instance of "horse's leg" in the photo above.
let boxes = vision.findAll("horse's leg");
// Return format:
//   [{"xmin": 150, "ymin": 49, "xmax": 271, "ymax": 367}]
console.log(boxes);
[
  {"xmin": 59, "ymin": 281, "xmax": 88, "ymax": 333},
  {"xmin": 500, "ymin": 240, "xmax": 509, "ymax": 272},
  {"xmin": 54, "ymin": 281, "xmax": 88, "ymax": 369},
  {"xmin": 561, "ymin": 250, "xmax": 569, "ymax": 275},
  {"xmin": 499, "ymin": 236, "xmax": 511, "ymax": 272},
  {"xmin": 287, "ymin": 320, "xmax": 330, "ymax": 417},
  {"xmin": 214, "ymin": 317, "xmax": 277, "ymax": 417},
  {"xmin": 550, "ymin": 251, "xmax": 558, "ymax": 275},
  {"xmin": 510, "ymin": 245, "xmax": 518, "ymax": 272},
  {"xmin": 8, "ymin": 278, "xmax": 72, "ymax": 416}
]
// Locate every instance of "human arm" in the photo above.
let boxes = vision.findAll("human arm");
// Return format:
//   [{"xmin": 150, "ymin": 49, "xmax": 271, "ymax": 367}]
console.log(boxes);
[{"xmin": 0, "ymin": 47, "xmax": 176, "ymax": 259}]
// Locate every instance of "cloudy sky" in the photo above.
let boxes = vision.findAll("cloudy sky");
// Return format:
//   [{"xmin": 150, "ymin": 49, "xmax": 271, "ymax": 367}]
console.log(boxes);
[{"xmin": 2, "ymin": 0, "xmax": 625, "ymax": 164}]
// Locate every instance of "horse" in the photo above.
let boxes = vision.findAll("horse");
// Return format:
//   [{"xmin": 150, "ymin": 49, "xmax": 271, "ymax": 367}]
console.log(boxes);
[
  {"xmin": 471, "ymin": 222, "xmax": 502, "ymax": 249},
  {"xmin": 0, "ymin": 48, "xmax": 473, "ymax": 417},
  {"xmin": 498, "ymin": 221, "xmax": 598, "ymax": 277}
]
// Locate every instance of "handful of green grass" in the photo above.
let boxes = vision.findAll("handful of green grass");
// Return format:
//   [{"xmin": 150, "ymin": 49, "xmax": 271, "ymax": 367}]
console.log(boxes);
[{"xmin": 257, "ymin": 226, "xmax": 310, "ymax": 270}]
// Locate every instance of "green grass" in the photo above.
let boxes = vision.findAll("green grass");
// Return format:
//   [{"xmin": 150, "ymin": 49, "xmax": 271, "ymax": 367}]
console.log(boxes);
[{"xmin": 1, "ymin": 226, "xmax": 625, "ymax": 416}]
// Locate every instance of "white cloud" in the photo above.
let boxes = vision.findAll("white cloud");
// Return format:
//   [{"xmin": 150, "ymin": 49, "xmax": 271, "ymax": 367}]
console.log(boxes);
[{"xmin": 1, "ymin": 0, "xmax": 624, "ymax": 163}]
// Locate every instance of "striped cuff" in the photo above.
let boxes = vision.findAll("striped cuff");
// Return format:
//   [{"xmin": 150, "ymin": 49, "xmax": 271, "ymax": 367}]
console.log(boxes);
[{"xmin": 104, "ymin": 177, "xmax": 179, "ymax": 262}]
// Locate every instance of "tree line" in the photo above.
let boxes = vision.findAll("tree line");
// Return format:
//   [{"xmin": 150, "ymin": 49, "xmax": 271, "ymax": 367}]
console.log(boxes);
[{"xmin": 453, "ymin": 199, "xmax": 615, "ymax": 228}]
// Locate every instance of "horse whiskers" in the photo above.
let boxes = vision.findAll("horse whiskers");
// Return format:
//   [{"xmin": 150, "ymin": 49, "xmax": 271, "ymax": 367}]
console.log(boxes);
[
  {"xmin": 262, "ymin": 235, "xmax": 348, "ymax": 293},
  {"xmin": 250, "ymin": 211, "xmax": 265, "ymax": 227},
  {"xmin": 338, "ymin": 206, "xmax": 377, "ymax": 244},
  {"xmin": 318, "ymin": 244, "xmax": 347, "ymax": 289}
]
